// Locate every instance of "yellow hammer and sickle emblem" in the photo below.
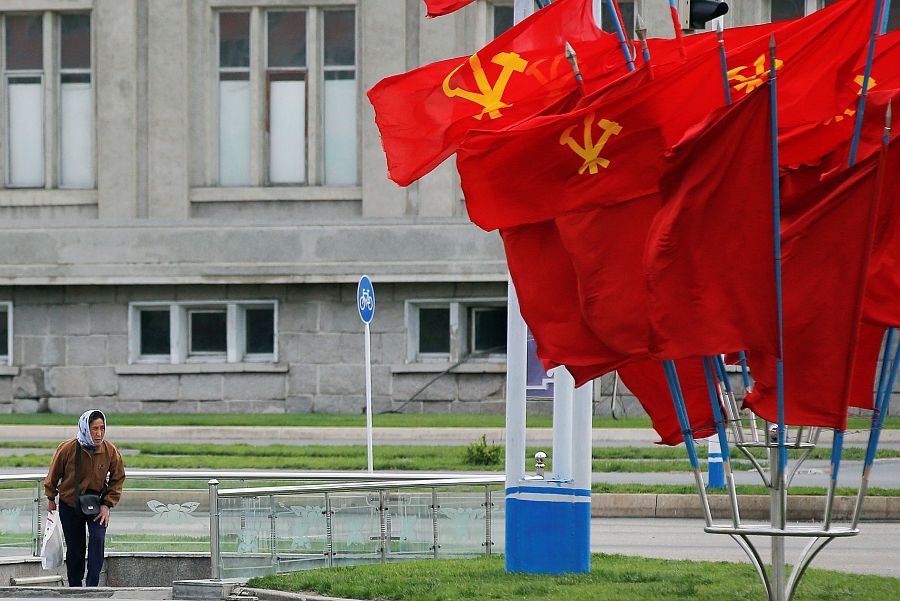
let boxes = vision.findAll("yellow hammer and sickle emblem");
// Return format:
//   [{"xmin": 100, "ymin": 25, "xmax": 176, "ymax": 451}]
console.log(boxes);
[
  {"xmin": 559, "ymin": 112, "xmax": 623, "ymax": 175},
  {"xmin": 442, "ymin": 52, "xmax": 529, "ymax": 120},
  {"xmin": 728, "ymin": 55, "xmax": 784, "ymax": 95},
  {"xmin": 824, "ymin": 75, "xmax": 877, "ymax": 124}
]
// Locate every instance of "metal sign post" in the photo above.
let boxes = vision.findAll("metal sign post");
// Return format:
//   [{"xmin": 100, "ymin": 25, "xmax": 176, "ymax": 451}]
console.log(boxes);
[{"xmin": 357, "ymin": 275, "xmax": 376, "ymax": 473}]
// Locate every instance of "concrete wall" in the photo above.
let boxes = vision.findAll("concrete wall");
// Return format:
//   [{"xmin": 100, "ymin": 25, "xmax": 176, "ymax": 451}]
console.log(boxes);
[{"xmin": 0, "ymin": 283, "xmax": 522, "ymax": 414}]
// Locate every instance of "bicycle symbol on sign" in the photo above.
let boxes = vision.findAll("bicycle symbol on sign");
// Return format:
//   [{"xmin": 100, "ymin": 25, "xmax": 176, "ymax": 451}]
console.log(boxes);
[{"xmin": 359, "ymin": 288, "xmax": 373, "ymax": 313}]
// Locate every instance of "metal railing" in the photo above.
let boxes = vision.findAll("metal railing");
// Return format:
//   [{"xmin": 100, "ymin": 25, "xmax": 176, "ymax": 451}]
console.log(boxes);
[
  {"xmin": 209, "ymin": 475, "xmax": 504, "ymax": 579},
  {"xmin": 0, "ymin": 470, "xmax": 503, "ymax": 578}
]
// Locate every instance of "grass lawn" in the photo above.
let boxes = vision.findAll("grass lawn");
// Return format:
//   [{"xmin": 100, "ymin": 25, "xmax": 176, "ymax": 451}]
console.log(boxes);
[
  {"xmin": 247, "ymin": 555, "xmax": 900, "ymax": 601},
  {"xmin": 2, "ymin": 441, "xmax": 898, "ymax": 476},
  {"xmin": 0, "ymin": 412, "xmax": 895, "ymax": 430}
]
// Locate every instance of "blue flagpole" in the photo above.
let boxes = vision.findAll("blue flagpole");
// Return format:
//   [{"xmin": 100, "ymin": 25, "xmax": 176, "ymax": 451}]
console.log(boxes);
[
  {"xmin": 717, "ymin": 23, "xmax": 732, "ymax": 106},
  {"xmin": 768, "ymin": 34, "xmax": 787, "ymax": 480},
  {"xmin": 703, "ymin": 358, "xmax": 729, "ymax": 489},
  {"xmin": 604, "ymin": 0, "xmax": 635, "ymax": 71},
  {"xmin": 848, "ymin": 0, "xmax": 887, "ymax": 167},
  {"xmin": 880, "ymin": 0, "xmax": 893, "ymax": 34},
  {"xmin": 661, "ymin": 360, "xmax": 712, "ymax": 526},
  {"xmin": 636, "ymin": 14, "xmax": 651, "ymax": 65},
  {"xmin": 737, "ymin": 351, "xmax": 752, "ymax": 391}
]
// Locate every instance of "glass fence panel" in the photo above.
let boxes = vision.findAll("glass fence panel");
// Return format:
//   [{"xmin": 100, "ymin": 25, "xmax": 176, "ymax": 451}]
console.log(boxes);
[
  {"xmin": 384, "ymin": 490, "xmax": 434, "ymax": 559},
  {"xmin": 106, "ymin": 482, "xmax": 210, "ymax": 553},
  {"xmin": 490, "ymin": 491, "xmax": 505, "ymax": 554},
  {"xmin": 0, "ymin": 486, "xmax": 36, "ymax": 556},
  {"xmin": 435, "ymin": 491, "xmax": 490, "ymax": 558},
  {"xmin": 330, "ymin": 493, "xmax": 382, "ymax": 563},
  {"xmin": 273, "ymin": 493, "xmax": 328, "ymax": 572},
  {"xmin": 219, "ymin": 494, "xmax": 277, "ymax": 579}
]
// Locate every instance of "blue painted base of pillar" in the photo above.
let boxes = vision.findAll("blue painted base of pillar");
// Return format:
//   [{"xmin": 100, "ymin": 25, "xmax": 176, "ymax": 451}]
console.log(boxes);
[
  {"xmin": 504, "ymin": 486, "xmax": 591, "ymax": 574},
  {"xmin": 708, "ymin": 456, "xmax": 725, "ymax": 489}
]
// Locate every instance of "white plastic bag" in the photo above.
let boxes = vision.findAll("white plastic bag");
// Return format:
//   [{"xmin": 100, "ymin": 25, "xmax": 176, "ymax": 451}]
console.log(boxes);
[{"xmin": 40, "ymin": 510, "xmax": 64, "ymax": 570}]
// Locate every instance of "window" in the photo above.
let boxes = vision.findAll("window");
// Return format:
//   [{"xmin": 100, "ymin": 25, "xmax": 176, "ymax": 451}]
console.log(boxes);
[
  {"xmin": 3, "ymin": 13, "xmax": 93, "ymax": 189},
  {"xmin": 470, "ymin": 307, "xmax": 506, "ymax": 354},
  {"xmin": 216, "ymin": 6, "xmax": 357, "ymax": 188},
  {"xmin": 0, "ymin": 302, "xmax": 11, "ymax": 366},
  {"xmin": 771, "ymin": 0, "xmax": 806, "ymax": 22},
  {"xmin": 492, "ymin": 4, "xmax": 514, "ymax": 38},
  {"xmin": 129, "ymin": 301, "xmax": 278, "ymax": 364},
  {"xmin": 407, "ymin": 299, "xmax": 506, "ymax": 362}
]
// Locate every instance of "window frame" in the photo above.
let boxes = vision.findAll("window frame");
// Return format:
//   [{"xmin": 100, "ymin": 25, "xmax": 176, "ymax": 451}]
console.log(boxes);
[
  {"xmin": 405, "ymin": 297, "xmax": 507, "ymax": 364},
  {"xmin": 0, "ymin": 301, "xmax": 11, "ymax": 366},
  {"xmin": 0, "ymin": 11, "xmax": 95, "ymax": 191},
  {"xmin": 211, "ymin": 2, "xmax": 359, "ymax": 189},
  {"xmin": 128, "ymin": 300, "xmax": 279, "ymax": 365}
]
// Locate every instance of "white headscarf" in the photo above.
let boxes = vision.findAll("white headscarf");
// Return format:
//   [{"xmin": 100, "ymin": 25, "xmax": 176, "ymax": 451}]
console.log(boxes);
[{"xmin": 76, "ymin": 410, "xmax": 106, "ymax": 450}]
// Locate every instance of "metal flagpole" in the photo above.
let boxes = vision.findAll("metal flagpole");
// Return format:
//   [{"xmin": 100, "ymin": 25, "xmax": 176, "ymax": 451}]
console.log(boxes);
[
  {"xmin": 635, "ymin": 15, "xmax": 652, "ymax": 66},
  {"xmin": 767, "ymin": 33, "xmax": 789, "ymax": 601},
  {"xmin": 604, "ymin": 0, "xmax": 635, "ymax": 71},
  {"xmin": 703, "ymin": 358, "xmax": 741, "ymax": 523},
  {"xmin": 662, "ymin": 360, "xmax": 713, "ymax": 525},
  {"xmin": 848, "ymin": 0, "xmax": 887, "ymax": 167},
  {"xmin": 880, "ymin": 0, "xmax": 893, "ymax": 34},
  {"xmin": 667, "ymin": 0, "xmax": 688, "ymax": 60},
  {"xmin": 716, "ymin": 23, "xmax": 732, "ymax": 106}
]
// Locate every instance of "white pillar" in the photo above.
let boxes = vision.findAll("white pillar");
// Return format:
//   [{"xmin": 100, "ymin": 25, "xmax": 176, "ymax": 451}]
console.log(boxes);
[
  {"xmin": 572, "ymin": 380, "xmax": 594, "ymax": 491},
  {"xmin": 504, "ymin": 277, "xmax": 528, "ymax": 485},
  {"xmin": 552, "ymin": 367, "xmax": 575, "ymax": 481}
]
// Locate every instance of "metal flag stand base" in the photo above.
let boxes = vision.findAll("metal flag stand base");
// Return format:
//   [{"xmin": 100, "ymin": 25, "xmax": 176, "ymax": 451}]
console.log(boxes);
[{"xmin": 666, "ymin": 337, "xmax": 899, "ymax": 601}]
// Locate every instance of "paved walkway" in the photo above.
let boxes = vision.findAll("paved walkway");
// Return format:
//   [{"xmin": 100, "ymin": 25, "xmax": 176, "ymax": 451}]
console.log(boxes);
[
  {"xmin": 591, "ymin": 518, "xmax": 900, "ymax": 579},
  {"xmin": 2, "ymin": 425, "xmax": 898, "ymax": 447}
]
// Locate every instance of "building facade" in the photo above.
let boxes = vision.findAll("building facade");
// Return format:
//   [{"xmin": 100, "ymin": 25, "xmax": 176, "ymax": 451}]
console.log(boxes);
[{"xmin": 0, "ymin": 0, "xmax": 897, "ymax": 416}]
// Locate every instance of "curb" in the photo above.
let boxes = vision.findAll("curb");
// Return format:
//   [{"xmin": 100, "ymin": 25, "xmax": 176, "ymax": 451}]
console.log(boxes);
[
  {"xmin": 0, "ymin": 587, "xmax": 172, "ymax": 599},
  {"xmin": 243, "ymin": 588, "xmax": 366, "ymax": 601},
  {"xmin": 590, "ymin": 493, "xmax": 900, "ymax": 520}
]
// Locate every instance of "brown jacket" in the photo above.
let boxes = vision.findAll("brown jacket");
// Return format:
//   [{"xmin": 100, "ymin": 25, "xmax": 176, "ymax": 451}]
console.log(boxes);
[{"xmin": 44, "ymin": 438, "xmax": 125, "ymax": 509}]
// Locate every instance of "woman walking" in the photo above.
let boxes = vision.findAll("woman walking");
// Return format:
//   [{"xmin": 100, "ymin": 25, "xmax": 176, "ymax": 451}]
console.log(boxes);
[{"xmin": 44, "ymin": 410, "xmax": 125, "ymax": 587}]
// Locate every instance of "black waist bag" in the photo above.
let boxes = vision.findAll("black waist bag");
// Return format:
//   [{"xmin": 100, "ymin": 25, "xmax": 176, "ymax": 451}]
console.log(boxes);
[{"xmin": 75, "ymin": 447, "xmax": 103, "ymax": 517}]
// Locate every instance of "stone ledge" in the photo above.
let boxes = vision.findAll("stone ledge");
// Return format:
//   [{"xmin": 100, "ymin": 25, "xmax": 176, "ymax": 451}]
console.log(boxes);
[
  {"xmin": 391, "ymin": 362, "xmax": 506, "ymax": 374},
  {"xmin": 190, "ymin": 186, "xmax": 361, "ymax": 203},
  {"xmin": 0, "ymin": 366, "xmax": 19, "ymax": 377},
  {"xmin": 116, "ymin": 363, "xmax": 289, "ymax": 375}
]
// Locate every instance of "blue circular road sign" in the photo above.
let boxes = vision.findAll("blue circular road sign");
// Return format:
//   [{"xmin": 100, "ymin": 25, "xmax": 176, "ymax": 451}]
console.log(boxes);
[{"xmin": 357, "ymin": 275, "xmax": 375, "ymax": 324}]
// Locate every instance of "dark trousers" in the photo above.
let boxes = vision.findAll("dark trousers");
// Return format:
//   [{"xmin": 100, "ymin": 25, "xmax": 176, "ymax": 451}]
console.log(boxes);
[{"xmin": 58, "ymin": 502, "xmax": 106, "ymax": 587}]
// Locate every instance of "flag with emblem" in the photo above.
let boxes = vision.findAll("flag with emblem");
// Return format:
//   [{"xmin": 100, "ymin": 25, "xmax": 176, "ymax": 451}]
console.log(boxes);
[
  {"xmin": 780, "ymin": 27, "xmax": 900, "ymax": 170},
  {"xmin": 368, "ymin": 0, "xmax": 616, "ymax": 186},
  {"xmin": 424, "ymin": 0, "xmax": 476, "ymax": 17},
  {"xmin": 459, "ymin": 0, "xmax": 874, "ymax": 229}
]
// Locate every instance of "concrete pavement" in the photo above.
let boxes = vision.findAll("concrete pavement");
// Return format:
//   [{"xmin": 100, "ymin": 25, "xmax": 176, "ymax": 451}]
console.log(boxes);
[{"xmin": 2, "ymin": 425, "xmax": 899, "ymax": 447}]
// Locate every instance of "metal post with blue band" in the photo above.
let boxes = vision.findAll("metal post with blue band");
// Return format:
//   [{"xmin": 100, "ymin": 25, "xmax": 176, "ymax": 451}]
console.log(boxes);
[{"xmin": 503, "ymin": 2, "xmax": 594, "ymax": 574}]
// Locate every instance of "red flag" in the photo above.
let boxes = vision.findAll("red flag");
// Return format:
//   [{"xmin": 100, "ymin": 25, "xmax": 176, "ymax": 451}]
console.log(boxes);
[
  {"xmin": 779, "ymin": 28, "xmax": 900, "ymax": 169},
  {"xmin": 644, "ymin": 89, "xmax": 779, "ymax": 361},
  {"xmin": 424, "ymin": 0, "xmax": 476, "ymax": 17},
  {"xmin": 863, "ymin": 138, "xmax": 900, "ymax": 327},
  {"xmin": 617, "ymin": 359, "xmax": 717, "ymax": 446},
  {"xmin": 501, "ymin": 219, "xmax": 717, "ymax": 446},
  {"xmin": 460, "ymin": 0, "xmax": 874, "ymax": 230},
  {"xmin": 745, "ymin": 150, "xmax": 883, "ymax": 429},
  {"xmin": 501, "ymin": 220, "xmax": 632, "ymax": 374},
  {"xmin": 368, "ymin": 0, "xmax": 615, "ymax": 186},
  {"xmin": 849, "ymin": 324, "xmax": 887, "ymax": 411}
]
